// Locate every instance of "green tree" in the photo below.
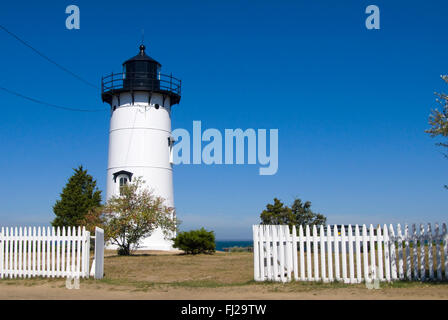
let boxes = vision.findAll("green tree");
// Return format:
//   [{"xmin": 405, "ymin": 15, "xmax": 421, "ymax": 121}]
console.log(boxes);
[
  {"xmin": 103, "ymin": 177, "xmax": 178, "ymax": 255},
  {"xmin": 426, "ymin": 75, "xmax": 448, "ymax": 188},
  {"xmin": 291, "ymin": 198, "xmax": 326, "ymax": 227},
  {"xmin": 260, "ymin": 198, "xmax": 326, "ymax": 228},
  {"xmin": 426, "ymin": 75, "xmax": 448, "ymax": 140},
  {"xmin": 260, "ymin": 198, "xmax": 294, "ymax": 226},
  {"xmin": 79, "ymin": 206, "xmax": 106, "ymax": 234},
  {"xmin": 52, "ymin": 165, "xmax": 102, "ymax": 228}
]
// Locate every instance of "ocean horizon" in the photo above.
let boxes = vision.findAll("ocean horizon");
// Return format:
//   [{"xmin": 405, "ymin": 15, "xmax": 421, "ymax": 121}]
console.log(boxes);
[{"xmin": 215, "ymin": 240, "xmax": 253, "ymax": 251}]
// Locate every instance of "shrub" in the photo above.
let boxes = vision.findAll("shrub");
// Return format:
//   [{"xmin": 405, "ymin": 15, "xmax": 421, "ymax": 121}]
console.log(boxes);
[{"xmin": 172, "ymin": 228, "xmax": 215, "ymax": 254}]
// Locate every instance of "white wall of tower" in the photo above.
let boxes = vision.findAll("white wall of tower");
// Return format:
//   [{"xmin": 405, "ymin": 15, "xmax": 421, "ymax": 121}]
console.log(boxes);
[{"xmin": 106, "ymin": 91, "xmax": 175, "ymax": 250}]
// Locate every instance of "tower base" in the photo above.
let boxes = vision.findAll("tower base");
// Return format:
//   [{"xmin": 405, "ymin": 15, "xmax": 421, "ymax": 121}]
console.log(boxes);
[{"xmin": 105, "ymin": 228, "xmax": 176, "ymax": 251}]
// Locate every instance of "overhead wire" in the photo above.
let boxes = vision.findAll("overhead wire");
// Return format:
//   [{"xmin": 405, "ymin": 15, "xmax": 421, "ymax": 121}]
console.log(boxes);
[
  {"xmin": 0, "ymin": 24, "xmax": 100, "ymax": 90},
  {"xmin": 0, "ymin": 86, "xmax": 106, "ymax": 112},
  {"xmin": 0, "ymin": 24, "xmax": 110, "ymax": 112}
]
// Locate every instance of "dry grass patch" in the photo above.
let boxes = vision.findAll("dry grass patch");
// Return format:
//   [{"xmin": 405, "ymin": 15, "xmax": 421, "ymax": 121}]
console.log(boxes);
[
  {"xmin": 100, "ymin": 251, "xmax": 253, "ymax": 288},
  {"xmin": 2, "ymin": 251, "xmax": 448, "ymax": 299}
]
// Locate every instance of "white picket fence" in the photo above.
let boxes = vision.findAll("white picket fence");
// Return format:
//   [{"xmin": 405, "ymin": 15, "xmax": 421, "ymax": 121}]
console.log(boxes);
[
  {"xmin": 253, "ymin": 223, "xmax": 448, "ymax": 283},
  {"xmin": 0, "ymin": 226, "xmax": 91, "ymax": 279}
]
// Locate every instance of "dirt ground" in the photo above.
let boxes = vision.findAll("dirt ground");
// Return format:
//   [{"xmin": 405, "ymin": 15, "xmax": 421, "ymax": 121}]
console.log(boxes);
[
  {"xmin": 1, "ymin": 251, "xmax": 447, "ymax": 300},
  {"xmin": 2, "ymin": 282, "xmax": 448, "ymax": 300}
]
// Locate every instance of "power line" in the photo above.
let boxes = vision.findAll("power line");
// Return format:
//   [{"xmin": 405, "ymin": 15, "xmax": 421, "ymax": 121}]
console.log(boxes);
[
  {"xmin": 0, "ymin": 86, "xmax": 107, "ymax": 112},
  {"xmin": 0, "ymin": 24, "xmax": 99, "ymax": 90}
]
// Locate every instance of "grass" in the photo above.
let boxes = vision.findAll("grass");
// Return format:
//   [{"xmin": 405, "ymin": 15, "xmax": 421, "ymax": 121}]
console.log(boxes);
[{"xmin": 2, "ymin": 250, "xmax": 448, "ymax": 294}]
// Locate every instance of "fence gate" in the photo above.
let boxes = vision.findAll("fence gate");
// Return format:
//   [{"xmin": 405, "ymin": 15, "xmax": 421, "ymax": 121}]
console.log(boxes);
[
  {"xmin": 253, "ymin": 223, "xmax": 448, "ymax": 283},
  {"xmin": 0, "ymin": 226, "xmax": 91, "ymax": 279}
]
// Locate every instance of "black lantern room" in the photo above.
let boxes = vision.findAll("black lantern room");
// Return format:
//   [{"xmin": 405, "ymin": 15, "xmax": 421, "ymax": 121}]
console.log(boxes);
[{"xmin": 101, "ymin": 45, "xmax": 181, "ymax": 106}]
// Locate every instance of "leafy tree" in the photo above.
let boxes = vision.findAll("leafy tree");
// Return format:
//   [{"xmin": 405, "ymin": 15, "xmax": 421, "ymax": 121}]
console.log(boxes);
[
  {"xmin": 52, "ymin": 165, "xmax": 102, "ymax": 228},
  {"xmin": 79, "ymin": 206, "xmax": 105, "ymax": 234},
  {"xmin": 172, "ymin": 228, "xmax": 215, "ymax": 254},
  {"xmin": 103, "ymin": 177, "xmax": 177, "ymax": 255},
  {"xmin": 426, "ymin": 75, "xmax": 448, "ymax": 188},
  {"xmin": 426, "ymin": 75, "xmax": 448, "ymax": 141},
  {"xmin": 260, "ymin": 197, "xmax": 326, "ymax": 228}
]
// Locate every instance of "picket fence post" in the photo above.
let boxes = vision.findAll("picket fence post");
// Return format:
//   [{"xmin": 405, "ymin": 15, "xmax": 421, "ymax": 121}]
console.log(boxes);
[
  {"xmin": 420, "ymin": 224, "xmax": 425, "ymax": 281},
  {"xmin": 348, "ymin": 225, "xmax": 355, "ymax": 283},
  {"xmin": 94, "ymin": 227, "xmax": 104, "ymax": 280},
  {"xmin": 13, "ymin": 227, "xmax": 18, "ymax": 278},
  {"xmin": 333, "ymin": 225, "xmax": 340, "ymax": 282},
  {"xmin": 260, "ymin": 225, "xmax": 266, "ymax": 281},
  {"xmin": 383, "ymin": 225, "xmax": 391, "ymax": 282},
  {"xmin": 272, "ymin": 225, "xmax": 279, "ymax": 281},
  {"xmin": 377, "ymin": 226, "xmax": 384, "ymax": 281},
  {"xmin": 341, "ymin": 226, "xmax": 347, "ymax": 283},
  {"xmin": 61, "ymin": 227, "xmax": 66, "ymax": 277},
  {"xmin": 0, "ymin": 228, "xmax": 3, "ymax": 279},
  {"xmin": 279, "ymin": 225, "xmax": 286, "ymax": 282},
  {"xmin": 306, "ymin": 225, "xmax": 312, "ymax": 281},
  {"xmin": 292, "ymin": 226, "xmax": 298, "ymax": 281},
  {"xmin": 312, "ymin": 225, "xmax": 319, "ymax": 282},
  {"xmin": 362, "ymin": 225, "xmax": 369, "ymax": 282},
  {"xmin": 443, "ymin": 223, "xmax": 448, "ymax": 280},
  {"xmin": 327, "ymin": 225, "xmax": 334, "ymax": 282},
  {"xmin": 427, "ymin": 223, "xmax": 434, "ymax": 280},
  {"xmin": 253, "ymin": 225, "xmax": 260, "ymax": 281},
  {"xmin": 355, "ymin": 225, "xmax": 361, "ymax": 283},
  {"xmin": 299, "ymin": 226, "xmax": 305, "ymax": 281},
  {"xmin": 367, "ymin": 225, "xmax": 373, "ymax": 281},
  {"xmin": 389, "ymin": 225, "xmax": 397, "ymax": 280},
  {"xmin": 265, "ymin": 225, "xmax": 272, "ymax": 281},
  {"xmin": 285, "ymin": 225, "xmax": 293, "ymax": 282},
  {"xmin": 405, "ymin": 224, "xmax": 411, "ymax": 280},
  {"xmin": 412, "ymin": 224, "xmax": 418, "ymax": 280},
  {"xmin": 85, "ymin": 229, "xmax": 91, "ymax": 278},
  {"xmin": 18, "ymin": 227, "xmax": 22, "ymax": 278},
  {"xmin": 80, "ymin": 226, "xmax": 85, "ymax": 278},
  {"xmin": 5, "ymin": 228, "xmax": 9, "ymax": 278},
  {"xmin": 435, "ymin": 223, "xmax": 442, "ymax": 281},
  {"xmin": 320, "ymin": 225, "xmax": 327, "ymax": 282}
]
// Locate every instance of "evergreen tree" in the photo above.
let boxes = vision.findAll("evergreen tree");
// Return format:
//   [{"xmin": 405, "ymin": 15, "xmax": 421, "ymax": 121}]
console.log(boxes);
[
  {"xmin": 260, "ymin": 197, "xmax": 326, "ymax": 228},
  {"xmin": 52, "ymin": 165, "xmax": 102, "ymax": 227},
  {"xmin": 291, "ymin": 198, "xmax": 326, "ymax": 227},
  {"xmin": 260, "ymin": 198, "xmax": 294, "ymax": 227}
]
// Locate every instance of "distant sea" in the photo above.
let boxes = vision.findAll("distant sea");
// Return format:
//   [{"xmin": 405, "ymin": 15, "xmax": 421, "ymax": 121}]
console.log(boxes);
[{"xmin": 215, "ymin": 240, "xmax": 253, "ymax": 251}]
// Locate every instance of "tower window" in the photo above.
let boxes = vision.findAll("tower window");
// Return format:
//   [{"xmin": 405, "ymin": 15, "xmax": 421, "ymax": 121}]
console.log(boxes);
[
  {"xmin": 112, "ymin": 170, "xmax": 133, "ymax": 196},
  {"xmin": 119, "ymin": 177, "xmax": 128, "ymax": 195},
  {"xmin": 168, "ymin": 136, "xmax": 175, "ymax": 164}
]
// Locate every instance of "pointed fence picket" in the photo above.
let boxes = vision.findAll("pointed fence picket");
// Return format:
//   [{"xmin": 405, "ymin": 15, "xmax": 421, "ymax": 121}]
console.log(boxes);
[
  {"xmin": 298, "ymin": 226, "xmax": 305, "ymax": 281},
  {"xmin": 0, "ymin": 226, "xmax": 90, "ymax": 279},
  {"xmin": 253, "ymin": 222, "xmax": 448, "ymax": 283}
]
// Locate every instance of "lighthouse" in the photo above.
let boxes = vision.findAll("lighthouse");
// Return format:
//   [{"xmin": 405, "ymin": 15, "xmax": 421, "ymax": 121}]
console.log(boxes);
[{"xmin": 101, "ymin": 44, "xmax": 181, "ymax": 250}]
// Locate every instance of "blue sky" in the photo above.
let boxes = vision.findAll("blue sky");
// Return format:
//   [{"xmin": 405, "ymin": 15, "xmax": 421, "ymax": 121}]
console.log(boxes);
[{"xmin": 0, "ymin": 0, "xmax": 447, "ymax": 240}]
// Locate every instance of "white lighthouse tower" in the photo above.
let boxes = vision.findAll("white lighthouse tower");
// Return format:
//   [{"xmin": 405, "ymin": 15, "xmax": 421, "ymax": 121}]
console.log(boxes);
[{"xmin": 102, "ymin": 44, "xmax": 181, "ymax": 250}]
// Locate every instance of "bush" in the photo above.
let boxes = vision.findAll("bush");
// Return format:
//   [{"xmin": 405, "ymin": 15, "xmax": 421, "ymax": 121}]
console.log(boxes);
[{"xmin": 172, "ymin": 228, "xmax": 215, "ymax": 254}]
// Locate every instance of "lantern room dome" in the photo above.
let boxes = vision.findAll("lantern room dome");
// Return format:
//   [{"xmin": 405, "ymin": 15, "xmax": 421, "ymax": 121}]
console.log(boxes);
[
  {"xmin": 123, "ymin": 45, "xmax": 161, "ymax": 66},
  {"xmin": 101, "ymin": 44, "xmax": 181, "ymax": 106}
]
